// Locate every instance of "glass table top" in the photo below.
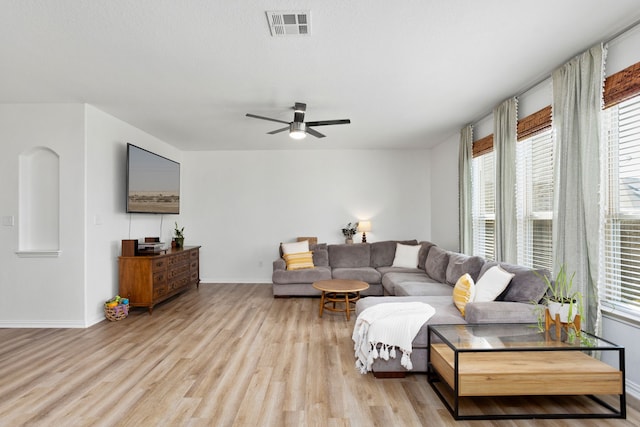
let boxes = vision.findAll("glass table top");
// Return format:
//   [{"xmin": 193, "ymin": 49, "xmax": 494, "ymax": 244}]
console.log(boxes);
[{"xmin": 429, "ymin": 323, "xmax": 621, "ymax": 351}]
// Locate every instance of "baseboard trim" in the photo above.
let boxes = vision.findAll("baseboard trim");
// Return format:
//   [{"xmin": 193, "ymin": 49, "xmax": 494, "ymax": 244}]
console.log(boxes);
[
  {"xmin": 627, "ymin": 378, "xmax": 640, "ymax": 400},
  {"xmin": 0, "ymin": 320, "xmax": 87, "ymax": 328},
  {"xmin": 198, "ymin": 280, "xmax": 272, "ymax": 285}
]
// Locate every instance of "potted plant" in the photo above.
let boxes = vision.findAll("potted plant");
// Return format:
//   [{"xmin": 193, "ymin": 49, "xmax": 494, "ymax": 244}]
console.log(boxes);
[
  {"xmin": 341, "ymin": 222, "xmax": 358, "ymax": 244},
  {"xmin": 540, "ymin": 264, "xmax": 583, "ymax": 324},
  {"xmin": 174, "ymin": 222, "xmax": 185, "ymax": 248}
]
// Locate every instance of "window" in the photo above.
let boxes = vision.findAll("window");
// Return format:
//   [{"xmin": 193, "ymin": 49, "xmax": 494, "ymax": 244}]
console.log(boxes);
[
  {"xmin": 472, "ymin": 149, "xmax": 495, "ymax": 260},
  {"xmin": 516, "ymin": 129, "xmax": 554, "ymax": 271},
  {"xmin": 602, "ymin": 94, "xmax": 640, "ymax": 314}
]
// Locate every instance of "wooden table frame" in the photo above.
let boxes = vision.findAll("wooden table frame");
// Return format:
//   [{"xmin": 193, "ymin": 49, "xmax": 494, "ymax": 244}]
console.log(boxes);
[
  {"xmin": 312, "ymin": 279, "xmax": 369, "ymax": 320},
  {"xmin": 427, "ymin": 324, "xmax": 626, "ymax": 420}
]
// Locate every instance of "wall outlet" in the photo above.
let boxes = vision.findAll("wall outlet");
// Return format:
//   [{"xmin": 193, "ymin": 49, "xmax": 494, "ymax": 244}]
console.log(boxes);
[{"xmin": 2, "ymin": 216, "xmax": 14, "ymax": 226}]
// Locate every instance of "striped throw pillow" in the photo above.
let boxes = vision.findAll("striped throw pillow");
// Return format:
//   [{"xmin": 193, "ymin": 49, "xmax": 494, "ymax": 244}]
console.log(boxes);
[
  {"xmin": 453, "ymin": 273, "xmax": 476, "ymax": 316},
  {"xmin": 283, "ymin": 251, "xmax": 315, "ymax": 270}
]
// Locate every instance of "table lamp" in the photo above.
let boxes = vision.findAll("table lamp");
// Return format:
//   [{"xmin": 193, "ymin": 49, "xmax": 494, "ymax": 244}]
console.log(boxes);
[{"xmin": 358, "ymin": 221, "xmax": 372, "ymax": 243}]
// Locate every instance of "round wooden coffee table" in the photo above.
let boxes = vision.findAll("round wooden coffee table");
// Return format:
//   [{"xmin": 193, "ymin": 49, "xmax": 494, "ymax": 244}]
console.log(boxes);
[{"xmin": 312, "ymin": 279, "xmax": 369, "ymax": 320}]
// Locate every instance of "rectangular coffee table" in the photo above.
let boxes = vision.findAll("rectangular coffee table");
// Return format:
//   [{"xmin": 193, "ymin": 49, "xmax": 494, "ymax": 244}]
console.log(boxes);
[{"xmin": 427, "ymin": 323, "xmax": 625, "ymax": 420}]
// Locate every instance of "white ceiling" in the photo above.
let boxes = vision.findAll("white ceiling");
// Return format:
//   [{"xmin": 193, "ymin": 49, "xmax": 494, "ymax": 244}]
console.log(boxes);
[{"xmin": 2, "ymin": 1, "xmax": 640, "ymax": 151}]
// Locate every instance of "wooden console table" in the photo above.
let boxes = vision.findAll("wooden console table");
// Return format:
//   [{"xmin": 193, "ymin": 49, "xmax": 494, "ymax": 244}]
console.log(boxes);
[{"xmin": 119, "ymin": 246, "xmax": 200, "ymax": 313}]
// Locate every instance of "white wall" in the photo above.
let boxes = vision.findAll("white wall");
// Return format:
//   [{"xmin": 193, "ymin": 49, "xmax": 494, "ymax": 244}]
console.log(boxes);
[
  {"xmin": 181, "ymin": 149, "xmax": 431, "ymax": 282},
  {"xmin": 0, "ymin": 104, "xmax": 86, "ymax": 327},
  {"xmin": 85, "ymin": 105, "xmax": 182, "ymax": 325},
  {"xmin": 0, "ymin": 104, "xmax": 182, "ymax": 327},
  {"xmin": 429, "ymin": 133, "xmax": 459, "ymax": 251}
]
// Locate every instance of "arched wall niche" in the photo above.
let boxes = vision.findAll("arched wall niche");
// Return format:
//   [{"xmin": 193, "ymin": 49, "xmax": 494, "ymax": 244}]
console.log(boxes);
[{"xmin": 17, "ymin": 146, "xmax": 61, "ymax": 257}]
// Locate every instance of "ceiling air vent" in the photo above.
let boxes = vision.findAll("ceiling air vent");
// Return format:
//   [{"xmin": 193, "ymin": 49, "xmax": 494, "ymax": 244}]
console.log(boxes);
[{"xmin": 266, "ymin": 11, "xmax": 310, "ymax": 36}]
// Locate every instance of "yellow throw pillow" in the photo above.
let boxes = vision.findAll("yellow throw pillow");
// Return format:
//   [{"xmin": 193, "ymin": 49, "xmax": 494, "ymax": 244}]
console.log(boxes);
[
  {"xmin": 453, "ymin": 273, "xmax": 476, "ymax": 316},
  {"xmin": 283, "ymin": 251, "xmax": 315, "ymax": 270}
]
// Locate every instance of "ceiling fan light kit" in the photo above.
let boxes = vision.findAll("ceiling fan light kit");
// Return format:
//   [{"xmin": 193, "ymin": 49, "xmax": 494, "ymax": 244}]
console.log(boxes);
[
  {"xmin": 289, "ymin": 122, "xmax": 307, "ymax": 139},
  {"xmin": 246, "ymin": 102, "xmax": 350, "ymax": 140}
]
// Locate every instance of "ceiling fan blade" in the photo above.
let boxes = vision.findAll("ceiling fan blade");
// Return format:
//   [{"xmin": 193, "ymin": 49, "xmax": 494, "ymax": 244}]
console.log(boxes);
[
  {"xmin": 293, "ymin": 102, "xmax": 306, "ymax": 123},
  {"xmin": 246, "ymin": 113, "xmax": 290, "ymax": 125},
  {"xmin": 306, "ymin": 127, "xmax": 326, "ymax": 138},
  {"xmin": 267, "ymin": 126, "xmax": 289, "ymax": 135},
  {"xmin": 305, "ymin": 119, "xmax": 351, "ymax": 127}
]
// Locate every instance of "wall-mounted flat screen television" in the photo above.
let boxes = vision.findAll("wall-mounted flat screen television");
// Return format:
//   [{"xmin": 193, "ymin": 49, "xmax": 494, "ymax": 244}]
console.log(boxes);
[{"xmin": 126, "ymin": 143, "xmax": 180, "ymax": 214}]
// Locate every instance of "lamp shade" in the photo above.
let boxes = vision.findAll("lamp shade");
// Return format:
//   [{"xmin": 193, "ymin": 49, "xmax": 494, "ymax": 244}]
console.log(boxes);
[{"xmin": 357, "ymin": 221, "xmax": 371, "ymax": 232}]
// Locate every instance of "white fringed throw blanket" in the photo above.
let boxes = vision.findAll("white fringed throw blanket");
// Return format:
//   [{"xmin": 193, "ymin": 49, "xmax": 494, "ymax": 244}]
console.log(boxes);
[{"xmin": 352, "ymin": 302, "xmax": 435, "ymax": 374}]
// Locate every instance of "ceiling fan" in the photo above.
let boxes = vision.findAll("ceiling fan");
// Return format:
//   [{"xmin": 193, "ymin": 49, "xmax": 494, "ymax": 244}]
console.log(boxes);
[{"xmin": 246, "ymin": 102, "xmax": 350, "ymax": 139}]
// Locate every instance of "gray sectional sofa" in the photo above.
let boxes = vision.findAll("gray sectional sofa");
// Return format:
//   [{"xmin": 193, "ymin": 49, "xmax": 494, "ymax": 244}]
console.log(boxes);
[
  {"xmin": 272, "ymin": 240, "xmax": 430, "ymax": 297},
  {"xmin": 272, "ymin": 239, "xmax": 551, "ymax": 376}
]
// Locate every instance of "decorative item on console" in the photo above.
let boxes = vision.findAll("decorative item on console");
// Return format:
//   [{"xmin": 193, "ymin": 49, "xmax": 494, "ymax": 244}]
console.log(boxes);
[
  {"xmin": 174, "ymin": 221, "xmax": 185, "ymax": 248},
  {"xmin": 341, "ymin": 222, "xmax": 358, "ymax": 244}
]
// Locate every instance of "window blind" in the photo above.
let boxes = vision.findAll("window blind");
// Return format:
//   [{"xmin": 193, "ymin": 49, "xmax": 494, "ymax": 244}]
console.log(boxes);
[
  {"xmin": 602, "ymin": 94, "xmax": 640, "ymax": 313},
  {"xmin": 516, "ymin": 129, "xmax": 554, "ymax": 272},
  {"xmin": 472, "ymin": 151, "xmax": 495, "ymax": 260}
]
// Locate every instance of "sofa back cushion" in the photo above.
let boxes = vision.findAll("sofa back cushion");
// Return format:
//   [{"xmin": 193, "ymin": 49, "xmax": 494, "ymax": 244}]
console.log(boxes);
[
  {"xmin": 311, "ymin": 243, "xmax": 329, "ymax": 267},
  {"xmin": 478, "ymin": 261, "xmax": 550, "ymax": 303},
  {"xmin": 369, "ymin": 240, "xmax": 418, "ymax": 268},
  {"xmin": 328, "ymin": 243, "xmax": 371, "ymax": 268},
  {"xmin": 445, "ymin": 252, "xmax": 485, "ymax": 285},
  {"xmin": 418, "ymin": 241, "xmax": 436, "ymax": 270},
  {"xmin": 424, "ymin": 246, "xmax": 450, "ymax": 283}
]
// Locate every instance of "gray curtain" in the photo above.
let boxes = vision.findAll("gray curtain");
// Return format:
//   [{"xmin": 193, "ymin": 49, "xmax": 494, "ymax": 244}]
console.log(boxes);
[
  {"xmin": 494, "ymin": 97, "xmax": 518, "ymax": 263},
  {"xmin": 552, "ymin": 44, "xmax": 606, "ymax": 334},
  {"xmin": 458, "ymin": 125, "xmax": 473, "ymax": 254}
]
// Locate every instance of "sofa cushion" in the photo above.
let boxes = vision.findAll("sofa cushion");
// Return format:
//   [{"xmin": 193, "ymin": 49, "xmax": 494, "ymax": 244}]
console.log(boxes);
[
  {"xmin": 328, "ymin": 243, "xmax": 371, "ymax": 268},
  {"xmin": 370, "ymin": 240, "xmax": 418, "ymax": 268},
  {"xmin": 311, "ymin": 243, "xmax": 329, "ymax": 267},
  {"xmin": 474, "ymin": 265, "xmax": 514, "ymax": 302},
  {"xmin": 464, "ymin": 301, "xmax": 540, "ymax": 323},
  {"xmin": 376, "ymin": 266, "xmax": 424, "ymax": 276},
  {"xmin": 394, "ymin": 281, "xmax": 455, "ymax": 297},
  {"xmin": 418, "ymin": 241, "xmax": 436, "ymax": 270},
  {"xmin": 381, "ymin": 271, "xmax": 434, "ymax": 295},
  {"xmin": 445, "ymin": 252, "xmax": 485, "ymax": 285},
  {"xmin": 424, "ymin": 246, "xmax": 450, "ymax": 283},
  {"xmin": 272, "ymin": 266, "xmax": 332, "ymax": 284},
  {"xmin": 332, "ymin": 267, "xmax": 381, "ymax": 284},
  {"xmin": 479, "ymin": 262, "xmax": 550, "ymax": 303},
  {"xmin": 392, "ymin": 243, "xmax": 421, "ymax": 268},
  {"xmin": 452, "ymin": 273, "xmax": 476, "ymax": 315},
  {"xmin": 283, "ymin": 251, "xmax": 314, "ymax": 270}
]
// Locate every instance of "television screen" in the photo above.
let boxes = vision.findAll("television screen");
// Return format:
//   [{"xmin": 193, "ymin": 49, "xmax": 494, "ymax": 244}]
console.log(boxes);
[{"xmin": 126, "ymin": 143, "xmax": 180, "ymax": 214}]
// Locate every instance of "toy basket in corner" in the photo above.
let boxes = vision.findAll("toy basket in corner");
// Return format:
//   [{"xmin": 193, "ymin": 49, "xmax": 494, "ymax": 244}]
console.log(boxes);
[{"xmin": 104, "ymin": 302, "xmax": 129, "ymax": 321}]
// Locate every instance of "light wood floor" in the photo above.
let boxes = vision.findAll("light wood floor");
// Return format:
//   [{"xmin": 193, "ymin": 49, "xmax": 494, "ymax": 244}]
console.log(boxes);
[{"xmin": 0, "ymin": 283, "xmax": 638, "ymax": 427}]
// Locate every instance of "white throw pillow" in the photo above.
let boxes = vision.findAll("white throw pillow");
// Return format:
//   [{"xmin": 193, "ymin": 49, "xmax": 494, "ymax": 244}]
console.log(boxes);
[
  {"xmin": 474, "ymin": 265, "xmax": 515, "ymax": 302},
  {"xmin": 281, "ymin": 240, "xmax": 309, "ymax": 255},
  {"xmin": 391, "ymin": 243, "xmax": 421, "ymax": 268}
]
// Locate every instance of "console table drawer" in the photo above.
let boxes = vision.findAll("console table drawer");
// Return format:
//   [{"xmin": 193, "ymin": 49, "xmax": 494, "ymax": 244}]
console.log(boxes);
[
  {"xmin": 153, "ymin": 284, "xmax": 168, "ymax": 299},
  {"xmin": 167, "ymin": 263, "xmax": 190, "ymax": 279},
  {"xmin": 153, "ymin": 271, "xmax": 167, "ymax": 285},
  {"xmin": 152, "ymin": 259, "xmax": 166, "ymax": 271},
  {"xmin": 167, "ymin": 252, "xmax": 190, "ymax": 266},
  {"xmin": 169, "ymin": 274, "xmax": 190, "ymax": 291}
]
